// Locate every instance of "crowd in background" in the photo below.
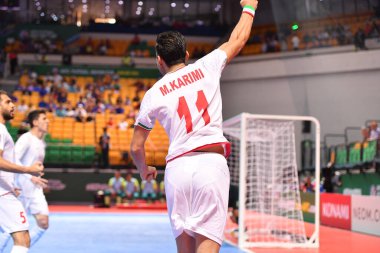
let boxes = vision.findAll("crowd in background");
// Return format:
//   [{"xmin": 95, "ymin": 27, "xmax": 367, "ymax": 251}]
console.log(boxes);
[
  {"xmin": 256, "ymin": 17, "xmax": 380, "ymax": 53},
  {"xmin": 13, "ymin": 70, "xmax": 151, "ymax": 127},
  {"xmin": 2, "ymin": 15, "xmax": 379, "ymax": 74}
]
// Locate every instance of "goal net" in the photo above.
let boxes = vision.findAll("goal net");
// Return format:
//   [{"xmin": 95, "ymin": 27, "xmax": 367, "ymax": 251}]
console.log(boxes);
[{"xmin": 223, "ymin": 113, "xmax": 320, "ymax": 250}]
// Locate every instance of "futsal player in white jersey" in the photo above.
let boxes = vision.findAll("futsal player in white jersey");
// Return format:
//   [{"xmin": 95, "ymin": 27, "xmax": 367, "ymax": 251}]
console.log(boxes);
[
  {"xmin": 0, "ymin": 90, "xmax": 44, "ymax": 253},
  {"xmin": 12, "ymin": 110, "xmax": 49, "ymax": 248},
  {"xmin": 130, "ymin": 1, "xmax": 258, "ymax": 252}
]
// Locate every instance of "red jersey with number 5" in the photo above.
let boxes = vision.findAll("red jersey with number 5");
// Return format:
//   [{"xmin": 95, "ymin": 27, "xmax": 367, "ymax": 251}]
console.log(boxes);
[{"xmin": 135, "ymin": 49, "xmax": 230, "ymax": 162}]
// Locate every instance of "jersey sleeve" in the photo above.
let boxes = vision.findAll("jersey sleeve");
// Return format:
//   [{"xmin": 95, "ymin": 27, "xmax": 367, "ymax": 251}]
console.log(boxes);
[
  {"xmin": 199, "ymin": 49, "xmax": 228, "ymax": 77},
  {"xmin": 14, "ymin": 134, "xmax": 30, "ymax": 166},
  {"xmin": 135, "ymin": 91, "xmax": 156, "ymax": 131}
]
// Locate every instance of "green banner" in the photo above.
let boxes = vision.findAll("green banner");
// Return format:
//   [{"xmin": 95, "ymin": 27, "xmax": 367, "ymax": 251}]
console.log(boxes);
[
  {"xmin": 300, "ymin": 192, "xmax": 316, "ymax": 223},
  {"xmin": 11, "ymin": 24, "xmax": 80, "ymax": 41},
  {"xmin": 339, "ymin": 172, "xmax": 380, "ymax": 196},
  {"xmin": 23, "ymin": 64, "xmax": 160, "ymax": 79},
  {"xmin": 44, "ymin": 171, "xmax": 164, "ymax": 203}
]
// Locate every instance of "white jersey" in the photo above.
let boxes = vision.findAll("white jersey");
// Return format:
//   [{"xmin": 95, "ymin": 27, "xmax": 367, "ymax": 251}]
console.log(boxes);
[
  {"xmin": 14, "ymin": 132, "xmax": 46, "ymax": 198},
  {"xmin": 136, "ymin": 49, "xmax": 230, "ymax": 162},
  {"xmin": 0, "ymin": 123, "xmax": 16, "ymax": 196}
]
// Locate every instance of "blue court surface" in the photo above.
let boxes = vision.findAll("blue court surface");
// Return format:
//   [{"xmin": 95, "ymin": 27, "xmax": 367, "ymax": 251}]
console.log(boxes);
[{"xmin": 4, "ymin": 213, "xmax": 245, "ymax": 253}]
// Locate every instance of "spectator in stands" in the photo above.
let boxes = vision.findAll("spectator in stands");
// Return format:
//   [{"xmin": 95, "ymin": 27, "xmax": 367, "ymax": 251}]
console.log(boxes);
[
  {"xmin": 279, "ymin": 33, "xmax": 288, "ymax": 52},
  {"xmin": 114, "ymin": 102, "xmax": 125, "ymax": 114},
  {"xmin": 105, "ymin": 170, "xmax": 126, "ymax": 205},
  {"xmin": 118, "ymin": 117, "xmax": 129, "ymax": 131},
  {"xmin": 125, "ymin": 172, "xmax": 140, "ymax": 204},
  {"xmin": 39, "ymin": 83, "xmax": 49, "ymax": 97},
  {"xmin": 68, "ymin": 79, "xmax": 79, "ymax": 93},
  {"xmin": 99, "ymin": 127, "xmax": 110, "ymax": 168},
  {"xmin": 65, "ymin": 103, "xmax": 76, "ymax": 117},
  {"xmin": 75, "ymin": 104, "xmax": 89, "ymax": 122},
  {"xmin": 106, "ymin": 117, "xmax": 116, "ymax": 129},
  {"xmin": 125, "ymin": 97, "xmax": 131, "ymax": 106},
  {"xmin": 361, "ymin": 126, "xmax": 370, "ymax": 142},
  {"xmin": 112, "ymin": 78, "xmax": 121, "ymax": 92},
  {"xmin": 55, "ymin": 104, "xmax": 67, "ymax": 117},
  {"xmin": 52, "ymin": 68, "xmax": 63, "ymax": 85},
  {"xmin": 57, "ymin": 88, "xmax": 68, "ymax": 104},
  {"xmin": 301, "ymin": 176, "xmax": 314, "ymax": 192},
  {"xmin": 17, "ymin": 99, "xmax": 29, "ymax": 113},
  {"xmin": 98, "ymin": 40, "xmax": 108, "ymax": 55},
  {"xmin": 27, "ymin": 102, "xmax": 36, "ymax": 113},
  {"xmin": 47, "ymin": 97, "xmax": 57, "ymax": 112},
  {"xmin": 303, "ymin": 32, "xmax": 311, "ymax": 49},
  {"xmin": 310, "ymin": 31, "xmax": 320, "ymax": 48},
  {"xmin": 84, "ymin": 37, "xmax": 94, "ymax": 55},
  {"xmin": 369, "ymin": 121, "xmax": 380, "ymax": 140},
  {"xmin": 122, "ymin": 51, "xmax": 136, "ymax": 67},
  {"xmin": 332, "ymin": 172, "xmax": 342, "ymax": 193},
  {"xmin": 38, "ymin": 97, "xmax": 49, "ymax": 109},
  {"xmin": 141, "ymin": 178, "xmax": 158, "ymax": 203},
  {"xmin": 93, "ymin": 101, "xmax": 106, "ymax": 114},
  {"xmin": 131, "ymin": 33, "xmax": 141, "ymax": 46},
  {"xmin": 354, "ymin": 28, "xmax": 367, "ymax": 51},
  {"xmin": 291, "ymin": 33, "xmax": 300, "ymax": 51}
]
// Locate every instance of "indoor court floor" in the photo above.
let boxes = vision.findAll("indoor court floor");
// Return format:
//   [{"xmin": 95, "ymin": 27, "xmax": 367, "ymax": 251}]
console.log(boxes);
[{"xmin": 3, "ymin": 205, "xmax": 380, "ymax": 253}]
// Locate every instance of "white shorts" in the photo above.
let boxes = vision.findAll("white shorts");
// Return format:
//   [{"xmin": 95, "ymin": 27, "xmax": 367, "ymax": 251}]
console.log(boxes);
[
  {"xmin": 19, "ymin": 192, "xmax": 49, "ymax": 216},
  {"xmin": 0, "ymin": 194, "xmax": 29, "ymax": 233},
  {"xmin": 165, "ymin": 152, "xmax": 230, "ymax": 245}
]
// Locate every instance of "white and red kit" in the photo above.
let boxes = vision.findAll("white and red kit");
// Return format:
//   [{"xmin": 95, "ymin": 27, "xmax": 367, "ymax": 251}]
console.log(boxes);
[
  {"xmin": 135, "ymin": 49, "xmax": 230, "ymax": 244},
  {"xmin": 0, "ymin": 123, "xmax": 29, "ymax": 233}
]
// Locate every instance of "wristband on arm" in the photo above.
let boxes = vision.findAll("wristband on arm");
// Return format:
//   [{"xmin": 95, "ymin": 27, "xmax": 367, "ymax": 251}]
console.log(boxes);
[{"xmin": 243, "ymin": 5, "xmax": 255, "ymax": 18}]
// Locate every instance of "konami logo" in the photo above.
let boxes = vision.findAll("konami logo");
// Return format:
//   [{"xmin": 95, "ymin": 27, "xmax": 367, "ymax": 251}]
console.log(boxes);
[
  {"xmin": 322, "ymin": 203, "xmax": 350, "ymax": 219},
  {"xmin": 320, "ymin": 193, "xmax": 352, "ymax": 230}
]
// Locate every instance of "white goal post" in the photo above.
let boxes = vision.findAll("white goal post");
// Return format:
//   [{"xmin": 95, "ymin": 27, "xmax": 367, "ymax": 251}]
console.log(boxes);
[{"xmin": 223, "ymin": 113, "xmax": 320, "ymax": 250}]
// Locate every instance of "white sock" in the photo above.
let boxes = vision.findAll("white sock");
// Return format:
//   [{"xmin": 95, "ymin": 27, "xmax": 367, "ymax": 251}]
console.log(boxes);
[
  {"xmin": 11, "ymin": 246, "xmax": 28, "ymax": 253},
  {"xmin": 29, "ymin": 226, "xmax": 46, "ymax": 247},
  {"xmin": 0, "ymin": 231, "xmax": 11, "ymax": 252}
]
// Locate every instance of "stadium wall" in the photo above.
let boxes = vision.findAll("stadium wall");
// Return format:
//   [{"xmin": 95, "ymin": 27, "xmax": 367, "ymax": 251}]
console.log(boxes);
[{"xmin": 221, "ymin": 49, "xmax": 380, "ymax": 142}]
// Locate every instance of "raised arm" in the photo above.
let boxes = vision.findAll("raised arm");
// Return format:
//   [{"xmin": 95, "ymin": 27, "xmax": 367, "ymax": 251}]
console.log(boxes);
[{"xmin": 219, "ymin": 0, "xmax": 258, "ymax": 63}]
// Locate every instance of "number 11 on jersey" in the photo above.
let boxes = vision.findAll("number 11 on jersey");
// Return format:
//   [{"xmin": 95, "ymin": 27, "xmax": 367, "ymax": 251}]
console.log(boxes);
[{"xmin": 177, "ymin": 90, "xmax": 210, "ymax": 134}]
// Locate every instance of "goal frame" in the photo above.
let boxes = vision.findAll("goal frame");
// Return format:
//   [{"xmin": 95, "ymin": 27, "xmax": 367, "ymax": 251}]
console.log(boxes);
[{"xmin": 223, "ymin": 113, "xmax": 320, "ymax": 250}]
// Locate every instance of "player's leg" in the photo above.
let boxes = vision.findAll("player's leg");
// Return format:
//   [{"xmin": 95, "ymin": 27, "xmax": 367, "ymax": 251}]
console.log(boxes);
[
  {"xmin": 194, "ymin": 234, "xmax": 220, "ymax": 253},
  {"xmin": 165, "ymin": 156, "xmax": 194, "ymax": 253},
  {"xmin": 0, "ymin": 195, "xmax": 30, "ymax": 252},
  {"xmin": 175, "ymin": 232, "xmax": 195, "ymax": 253},
  {"xmin": 11, "ymin": 231, "xmax": 30, "ymax": 251},
  {"xmin": 28, "ymin": 194, "xmax": 49, "ymax": 246},
  {"xmin": 29, "ymin": 214, "xmax": 48, "ymax": 246},
  {"xmin": 189, "ymin": 153, "xmax": 230, "ymax": 253}
]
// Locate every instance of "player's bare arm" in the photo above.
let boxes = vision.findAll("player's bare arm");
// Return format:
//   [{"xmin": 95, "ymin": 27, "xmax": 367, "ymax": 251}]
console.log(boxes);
[
  {"xmin": 130, "ymin": 126, "xmax": 158, "ymax": 180},
  {"xmin": 219, "ymin": 0, "xmax": 258, "ymax": 63},
  {"xmin": 0, "ymin": 150, "xmax": 44, "ymax": 175}
]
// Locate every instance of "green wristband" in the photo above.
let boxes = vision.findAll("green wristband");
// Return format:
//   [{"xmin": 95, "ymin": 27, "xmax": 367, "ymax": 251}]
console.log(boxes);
[{"xmin": 244, "ymin": 5, "xmax": 255, "ymax": 11}]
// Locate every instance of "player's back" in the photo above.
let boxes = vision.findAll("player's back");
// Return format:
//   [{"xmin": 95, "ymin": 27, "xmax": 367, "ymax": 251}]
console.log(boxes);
[{"xmin": 137, "ymin": 49, "xmax": 229, "ymax": 162}]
